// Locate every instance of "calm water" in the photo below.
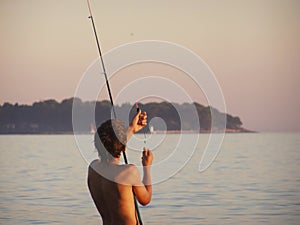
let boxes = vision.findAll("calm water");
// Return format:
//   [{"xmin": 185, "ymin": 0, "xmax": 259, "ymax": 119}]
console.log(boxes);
[{"xmin": 0, "ymin": 133, "xmax": 300, "ymax": 225}]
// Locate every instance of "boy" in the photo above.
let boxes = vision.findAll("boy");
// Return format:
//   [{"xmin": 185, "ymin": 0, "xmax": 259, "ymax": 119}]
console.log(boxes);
[{"xmin": 88, "ymin": 110, "xmax": 153, "ymax": 225}]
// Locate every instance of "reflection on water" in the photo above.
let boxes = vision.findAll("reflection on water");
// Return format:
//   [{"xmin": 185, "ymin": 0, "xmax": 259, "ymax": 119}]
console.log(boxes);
[{"xmin": 0, "ymin": 133, "xmax": 300, "ymax": 224}]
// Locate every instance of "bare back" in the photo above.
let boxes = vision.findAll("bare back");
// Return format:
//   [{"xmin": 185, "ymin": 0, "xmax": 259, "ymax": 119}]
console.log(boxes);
[{"xmin": 88, "ymin": 160, "xmax": 139, "ymax": 225}]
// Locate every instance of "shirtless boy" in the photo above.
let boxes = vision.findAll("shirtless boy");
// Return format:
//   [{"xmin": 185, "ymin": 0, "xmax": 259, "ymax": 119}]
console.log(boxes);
[{"xmin": 88, "ymin": 110, "xmax": 153, "ymax": 225}]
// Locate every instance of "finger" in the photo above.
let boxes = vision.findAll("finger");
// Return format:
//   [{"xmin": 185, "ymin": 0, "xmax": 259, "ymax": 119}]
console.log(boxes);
[
  {"xmin": 139, "ymin": 120, "xmax": 147, "ymax": 127},
  {"xmin": 136, "ymin": 108, "xmax": 141, "ymax": 117},
  {"xmin": 139, "ymin": 114, "xmax": 147, "ymax": 122},
  {"xmin": 143, "ymin": 150, "xmax": 148, "ymax": 156},
  {"xmin": 133, "ymin": 110, "xmax": 141, "ymax": 125},
  {"xmin": 138, "ymin": 120, "xmax": 145, "ymax": 126},
  {"xmin": 140, "ymin": 114, "xmax": 147, "ymax": 121},
  {"xmin": 139, "ymin": 112, "xmax": 147, "ymax": 118},
  {"xmin": 143, "ymin": 148, "xmax": 149, "ymax": 155}
]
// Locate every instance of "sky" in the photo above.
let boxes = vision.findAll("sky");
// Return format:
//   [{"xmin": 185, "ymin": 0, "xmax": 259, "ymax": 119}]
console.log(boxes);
[{"xmin": 0, "ymin": 0, "xmax": 299, "ymax": 132}]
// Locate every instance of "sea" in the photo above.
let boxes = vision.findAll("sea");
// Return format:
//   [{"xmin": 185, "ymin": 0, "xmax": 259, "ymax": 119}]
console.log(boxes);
[{"xmin": 0, "ymin": 133, "xmax": 300, "ymax": 225}]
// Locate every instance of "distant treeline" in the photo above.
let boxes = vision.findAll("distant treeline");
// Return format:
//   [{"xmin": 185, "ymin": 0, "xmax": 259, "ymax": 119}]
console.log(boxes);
[{"xmin": 0, "ymin": 98, "xmax": 248, "ymax": 134}]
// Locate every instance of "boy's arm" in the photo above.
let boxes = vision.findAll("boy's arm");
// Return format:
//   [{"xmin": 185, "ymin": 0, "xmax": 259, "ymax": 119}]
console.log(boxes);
[
  {"xmin": 132, "ymin": 148, "xmax": 153, "ymax": 206},
  {"xmin": 127, "ymin": 106, "xmax": 152, "ymax": 205}
]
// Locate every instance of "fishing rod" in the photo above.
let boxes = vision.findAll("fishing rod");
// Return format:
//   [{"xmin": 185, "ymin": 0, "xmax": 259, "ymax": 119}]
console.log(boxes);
[
  {"xmin": 86, "ymin": 0, "xmax": 116, "ymax": 119},
  {"xmin": 136, "ymin": 102, "xmax": 147, "ymax": 146},
  {"xmin": 86, "ymin": 1, "xmax": 143, "ymax": 224}
]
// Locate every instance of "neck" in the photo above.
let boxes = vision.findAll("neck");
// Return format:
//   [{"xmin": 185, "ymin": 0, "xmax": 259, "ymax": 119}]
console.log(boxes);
[{"xmin": 101, "ymin": 156, "xmax": 120, "ymax": 165}]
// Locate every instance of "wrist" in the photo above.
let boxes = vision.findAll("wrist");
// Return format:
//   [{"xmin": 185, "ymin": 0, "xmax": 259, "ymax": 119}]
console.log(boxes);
[
  {"xmin": 126, "ymin": 126, "xmax": 135, "ymax": 139},
  {"xmin": 143, "ymin": 165, "xmax": 152, "ymax": 170}
]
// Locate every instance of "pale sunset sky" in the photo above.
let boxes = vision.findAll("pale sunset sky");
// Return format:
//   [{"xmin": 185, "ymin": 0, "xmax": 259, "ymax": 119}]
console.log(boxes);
[{"xmin": 0, "ymin": 0, "xmax": 299, "ymax": 132}]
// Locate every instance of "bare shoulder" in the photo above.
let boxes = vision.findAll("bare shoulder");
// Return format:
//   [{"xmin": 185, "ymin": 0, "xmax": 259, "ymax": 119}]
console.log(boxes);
[
  {"xmin": 88, "ymin": 159, "xmax": 100, "ymax": 173},
  {"xmin": 117, "ymin": 164, "xmax": 141, "ymax": 186},
  {"xmin": 126, "ymin": 163, "xmax": 138, "ymax": 172},
  {"xmin": 88, "ymin": 160, "xmax": 141, "ymax": 186},
  {"xmin": 88, "ymin": 159, "xmax": 98, "ymax": 170}
]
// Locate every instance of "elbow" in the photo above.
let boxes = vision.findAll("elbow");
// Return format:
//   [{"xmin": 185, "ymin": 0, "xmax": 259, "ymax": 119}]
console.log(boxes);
[
  {"xmin": 139, "ymin": 196, "xmax": 151, "ymax": 206},
  {"xmin": 140, "ymin": 200, "xmax": 151, "ymax": 206}
]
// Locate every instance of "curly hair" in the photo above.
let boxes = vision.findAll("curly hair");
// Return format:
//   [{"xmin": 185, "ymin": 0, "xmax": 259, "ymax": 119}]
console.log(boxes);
[{"xmin": 94, "ymin": 119, "xmax": 127, "ymax": 159}]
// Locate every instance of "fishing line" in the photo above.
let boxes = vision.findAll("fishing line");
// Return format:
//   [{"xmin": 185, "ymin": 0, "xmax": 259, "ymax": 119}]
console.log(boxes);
[{"xmin": 86, "ymin": 1, "xmax": 142, "ymax": 224}]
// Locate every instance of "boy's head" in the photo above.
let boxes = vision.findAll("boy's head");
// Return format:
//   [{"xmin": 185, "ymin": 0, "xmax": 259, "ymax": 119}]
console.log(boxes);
[{"xmin": 94, "ymin": 119, "xmax": 127, "ymax": 159}]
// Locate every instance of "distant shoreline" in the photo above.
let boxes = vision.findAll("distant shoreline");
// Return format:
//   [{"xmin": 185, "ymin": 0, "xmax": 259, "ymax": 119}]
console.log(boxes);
[{"xmin": 0, "ymin": 98, "xmax": 248, "ymax": 135}]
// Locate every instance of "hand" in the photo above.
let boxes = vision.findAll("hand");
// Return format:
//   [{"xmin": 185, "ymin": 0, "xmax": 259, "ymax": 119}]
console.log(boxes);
[
  {"xmin": 129, "ymin": 109, "xmax": 147, "ymax": 134},
  {"xmin": 141, "ymin": 148, "xmax": 153, "ymax": 167}
]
